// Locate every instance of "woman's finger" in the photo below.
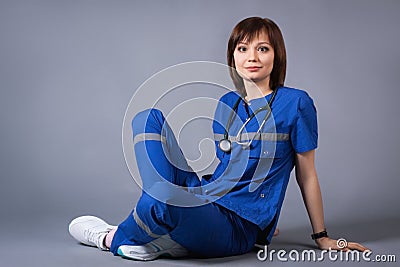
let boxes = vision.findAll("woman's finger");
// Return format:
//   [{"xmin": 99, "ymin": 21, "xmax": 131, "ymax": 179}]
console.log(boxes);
[{"xmin": 346, "ymin": 242, "xmax": 370, "ymax": 252}]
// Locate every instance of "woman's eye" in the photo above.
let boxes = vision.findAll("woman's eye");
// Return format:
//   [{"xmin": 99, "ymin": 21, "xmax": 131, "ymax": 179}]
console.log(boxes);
[
  {"xmin": 258, "ymin": 46, "xmax": 269, "ymax": 52},
  {"xmin": 237, "ymin": 46, "xmax": 247, "ymax": 52}
]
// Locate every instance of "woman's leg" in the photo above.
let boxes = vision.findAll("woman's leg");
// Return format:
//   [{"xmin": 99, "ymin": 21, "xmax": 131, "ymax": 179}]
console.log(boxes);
[
  {"xmin": 132, "ymin": 108, "xmax": 200, "ymax": 188},
  {"xmin": 70, "ymin": 108, "xmax": 207, "ymax": 256},
  {"xmin": 109, "ymin": 108, "xmax": 203, "ymax": 254},
  {"xmin": 105, "ymin": 228, "xmax": 117, "ymax": 248},
  {"xmin": 113, "ymin": 192, "xmax": 259, "ymax": 258}
]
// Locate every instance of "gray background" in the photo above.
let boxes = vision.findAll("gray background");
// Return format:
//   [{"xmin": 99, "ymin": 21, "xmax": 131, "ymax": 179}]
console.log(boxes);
[{"xmin": 0, "ymin": 0, "xmax": 399, "ymax": 266}]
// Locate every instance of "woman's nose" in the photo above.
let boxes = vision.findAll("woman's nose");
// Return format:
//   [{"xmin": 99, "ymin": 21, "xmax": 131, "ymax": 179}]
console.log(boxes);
[{"xmin": 247, "ymin": 48, "xmax": 258, "ymax": 62}]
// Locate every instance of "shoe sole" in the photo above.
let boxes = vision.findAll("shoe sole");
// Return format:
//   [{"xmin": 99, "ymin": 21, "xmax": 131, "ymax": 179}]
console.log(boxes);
[{"xmin": 117, "ymin": 244, "xmax": 187, "ymax": 261}]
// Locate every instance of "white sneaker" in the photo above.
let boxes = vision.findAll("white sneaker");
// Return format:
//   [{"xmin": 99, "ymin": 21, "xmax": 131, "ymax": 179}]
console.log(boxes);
[
  {"xmin": 117, "ymin": 234, "xmax": 189, "ymax": 261},
  {"xmin": 69, "ymin": 215, "xmax": 117, "ymax": 250}
]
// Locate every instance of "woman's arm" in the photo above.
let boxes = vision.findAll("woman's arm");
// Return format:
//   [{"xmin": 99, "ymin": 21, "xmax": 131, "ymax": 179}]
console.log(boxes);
[{"xmin": 295, "ymin": 150, "xmax": 369, "ymax": 252}]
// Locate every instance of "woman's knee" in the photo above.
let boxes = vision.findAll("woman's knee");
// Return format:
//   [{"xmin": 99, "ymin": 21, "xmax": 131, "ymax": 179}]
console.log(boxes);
[
  {"xmin": 135, "ymin": 192, "xmax": 168, "ymax": 221},
  {"xmin": 131, "ymin": 108, "xmax": 165, "ymax": 136}
]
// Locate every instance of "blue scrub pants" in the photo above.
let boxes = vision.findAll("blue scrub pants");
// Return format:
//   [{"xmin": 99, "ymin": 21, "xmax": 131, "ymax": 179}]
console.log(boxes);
[{"xmin": 110, "ymin": 109, "xmax": 259, "ymax": 258}]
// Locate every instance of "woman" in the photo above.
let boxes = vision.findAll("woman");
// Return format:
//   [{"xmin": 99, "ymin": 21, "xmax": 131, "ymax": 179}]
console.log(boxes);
[{"xmin": 69, "ymin": 17, "xmax": 369, "ymax": 260}]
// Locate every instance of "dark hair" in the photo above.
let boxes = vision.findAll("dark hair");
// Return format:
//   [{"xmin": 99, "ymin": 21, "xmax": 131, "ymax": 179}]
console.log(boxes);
[{"xmin": 227, "ymin": 17, "xmax": 287, "ymax": 96}]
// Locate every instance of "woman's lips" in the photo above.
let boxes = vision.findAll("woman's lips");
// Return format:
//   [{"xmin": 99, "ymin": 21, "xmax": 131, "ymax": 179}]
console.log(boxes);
[{"xmin": 245, "ymin": 66, "xmax": 261, "ymax": 71}]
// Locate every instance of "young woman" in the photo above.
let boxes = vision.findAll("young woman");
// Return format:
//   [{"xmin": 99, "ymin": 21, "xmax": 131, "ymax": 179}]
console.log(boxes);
[{"xmin": 69, "ymin": 17, "xmax": 369, "ymax": 261}]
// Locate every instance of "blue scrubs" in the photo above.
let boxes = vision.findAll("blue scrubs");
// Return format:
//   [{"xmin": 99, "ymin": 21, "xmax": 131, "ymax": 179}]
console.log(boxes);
[{"xmin": 110, "ymin": 86, "xmax": 318, "ymax": 257}]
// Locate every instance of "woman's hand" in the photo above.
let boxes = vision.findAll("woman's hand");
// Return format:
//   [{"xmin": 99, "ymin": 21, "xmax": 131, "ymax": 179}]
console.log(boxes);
[{"xmin": 315, "ymin": 237, "xmax": 370, "ymax": 252}]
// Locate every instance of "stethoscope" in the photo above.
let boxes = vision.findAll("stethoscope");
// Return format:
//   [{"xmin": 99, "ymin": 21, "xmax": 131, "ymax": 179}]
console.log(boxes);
[{"xmin": 218, "ymin": 88, "xmax": 278, "ymax": 153}]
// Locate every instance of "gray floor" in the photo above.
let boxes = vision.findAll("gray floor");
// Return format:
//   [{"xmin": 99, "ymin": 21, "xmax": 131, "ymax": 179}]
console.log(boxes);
[{"xmin": 1, "ymin": 214, "xmax": 398, "ymax": 267}]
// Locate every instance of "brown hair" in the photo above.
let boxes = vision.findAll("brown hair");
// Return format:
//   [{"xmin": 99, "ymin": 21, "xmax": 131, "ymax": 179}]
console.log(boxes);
[{"xmin": 227, "ymin": 17, "xmax": 287, "ymax": 96}]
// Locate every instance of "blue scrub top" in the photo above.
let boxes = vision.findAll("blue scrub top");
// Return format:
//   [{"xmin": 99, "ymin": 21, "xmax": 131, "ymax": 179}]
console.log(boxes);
[{"xmin": 202, "ymin": 86, "xmax": 318, "ymax": 243}]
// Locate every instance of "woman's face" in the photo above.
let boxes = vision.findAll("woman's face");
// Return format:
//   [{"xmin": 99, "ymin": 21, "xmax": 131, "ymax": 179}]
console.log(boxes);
[{"xmin": 233, "ymin": 31, "xmax": 274, "ymax": 87}]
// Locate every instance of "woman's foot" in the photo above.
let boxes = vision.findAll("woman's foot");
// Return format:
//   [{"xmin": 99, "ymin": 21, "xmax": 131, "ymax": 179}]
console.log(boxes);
[{"xmin": 68, "ymin": 215, "xmax": 117, "ymax": 250}]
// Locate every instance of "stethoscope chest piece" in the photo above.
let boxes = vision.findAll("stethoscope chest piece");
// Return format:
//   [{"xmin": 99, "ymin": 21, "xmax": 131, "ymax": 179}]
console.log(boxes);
[{"xmin": 218, "ymin": 139, "xmax": 232, "ymax": 153}]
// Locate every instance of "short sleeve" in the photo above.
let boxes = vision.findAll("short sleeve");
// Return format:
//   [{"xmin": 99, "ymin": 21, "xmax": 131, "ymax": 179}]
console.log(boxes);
[{"xmin": 290, "ymin": 93, "xmax": 318, "ymax": 153}]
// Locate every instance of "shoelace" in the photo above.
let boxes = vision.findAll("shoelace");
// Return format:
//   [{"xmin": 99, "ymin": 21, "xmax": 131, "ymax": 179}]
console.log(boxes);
[{"xmin": 84, "ymin": 227, "xmax": 110, "ymax": 248}]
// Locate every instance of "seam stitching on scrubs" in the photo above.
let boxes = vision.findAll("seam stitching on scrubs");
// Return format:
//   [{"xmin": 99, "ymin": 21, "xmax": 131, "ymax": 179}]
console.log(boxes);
[
  {"xmin": 133, "ymin": 210, "xmax": 163, "ymax": 239},
  {"xmin": 214, "ymin": 133, "xmax": 289, "ymax": 142},
  {"xmin": 133, "ymin": 133, "xmax": 166, "ymax": 145}
]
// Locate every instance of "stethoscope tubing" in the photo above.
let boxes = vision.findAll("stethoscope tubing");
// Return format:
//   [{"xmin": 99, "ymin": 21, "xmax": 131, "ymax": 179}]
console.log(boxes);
[
  {"xmin": 236, "ymin": 106, "xmax": 272, "ymax": 148},
  {"xmin": 219, "ymin": 88, "xmax": 278, "ymax": 153}
]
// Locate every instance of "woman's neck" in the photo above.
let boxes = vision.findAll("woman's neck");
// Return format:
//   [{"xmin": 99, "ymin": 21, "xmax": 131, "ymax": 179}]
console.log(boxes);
[{"xmin": 243, "ymin": 79, "xmax": 272, "ymax": 101}]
